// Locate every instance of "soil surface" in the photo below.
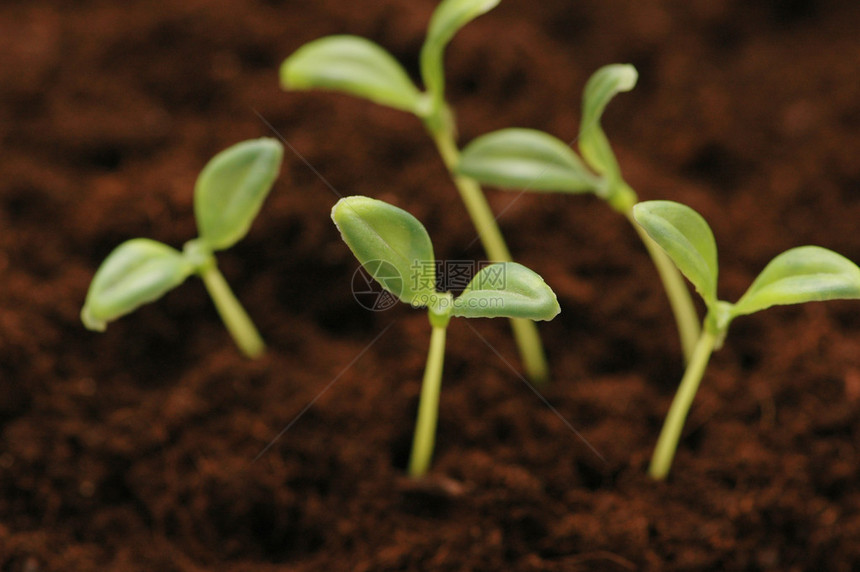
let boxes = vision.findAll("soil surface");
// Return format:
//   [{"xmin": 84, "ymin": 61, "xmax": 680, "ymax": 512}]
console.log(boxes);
[{"xmin": 2, "ymin": 0, "xmax": 860, "ymax": 570}]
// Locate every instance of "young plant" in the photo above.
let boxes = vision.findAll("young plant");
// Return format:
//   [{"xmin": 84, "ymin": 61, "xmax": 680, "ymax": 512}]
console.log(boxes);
[
  {"xmin": 331, "ymin": 195, "xmax": 560, "ymax": 477},
  {"xmin": 632, "ymin": 200, "xmax": 860, "ymax": 480},
  {"xmin": 456, "ymin": 64, "xmax": 701, "ymax": 365},
  {"xmin": 81, "ymin": 138, "xmax": 284, "ymax": 359},
  {"xmin": 280, "ymin": 0, "xmax": 551, "ymax": 384}
]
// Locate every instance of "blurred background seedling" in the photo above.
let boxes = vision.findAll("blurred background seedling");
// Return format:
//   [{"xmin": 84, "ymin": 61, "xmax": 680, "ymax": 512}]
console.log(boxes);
[{"xmin": 81, "ymin": 138, "xmax": 284, "ymax": 358}]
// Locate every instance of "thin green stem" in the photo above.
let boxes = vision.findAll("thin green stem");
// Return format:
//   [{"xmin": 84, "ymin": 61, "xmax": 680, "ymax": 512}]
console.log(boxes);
[
  {"xmin": 428, "ymin": 126, "xmax": 550, "ymax": 384},
  {"xmin": 625, "ymin": 209, "xmax": 701, "ymax": 364},
  {"xmin": 198, "ymin": 263, "xmax": 265, "ymax": 359},
  {"xmin": 408, "ymin": 324, "xmax": 448, "ymax": 477},
  {"xmin": 431, "ymin": 129, "xmax": 513, "ymax": 262},
  {"xmin": 648, "ymin": 328, "xmax": 717, "ymax": 480},
  {"xmin": 509, "ymin": 318, "xmax": 549, "ymax": 384}
]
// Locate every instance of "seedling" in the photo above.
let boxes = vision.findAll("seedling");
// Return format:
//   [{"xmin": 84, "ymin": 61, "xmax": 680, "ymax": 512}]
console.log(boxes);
[
  {"xmin": 280, "ymin": 0, "xmax": 551, "ymax": 384},
  {"xmin": 331, "ymin": 195, "xmax": 560, "ymax": 476},
  {"xmin": 456, "ymin": 64, "xmax": 701, "ymax": 365},
  {"xmin": 81, "ymin": 138, "xmax": 284, "ymax": 358},
  {"xmin": 633, "ymin": 200, "xmax": 860, "ymax": 479}
]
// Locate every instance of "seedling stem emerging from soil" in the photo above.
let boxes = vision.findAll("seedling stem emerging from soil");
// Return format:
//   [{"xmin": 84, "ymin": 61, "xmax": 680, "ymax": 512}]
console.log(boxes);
[
  {"xmin": 633, "ymin": 200, "xmax": 860, "ymax": 479},
  {"xmin": 81, "ymin": 138, "xmax": 284, "ymax": 358},
  {"xmin": 331, "ymin": 195, "xmax": 560, "ymax": 477},
  {"xmin": 456, "ymin": 64, "xmax": 701, "ymax": 364},
  {"xmin": 280, "ymin": 0, "xmax": 550, "ymax": 384}
]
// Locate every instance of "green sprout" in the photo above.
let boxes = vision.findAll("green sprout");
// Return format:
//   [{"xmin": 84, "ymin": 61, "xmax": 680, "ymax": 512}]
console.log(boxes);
[
  {"xmin": 331, "ymin": 195, "xmax": 560, "ymax": 477},
  {"xmin": 632, "ymin": 200, "xmax": 860, "ymax": 480},
  {"xmin": 456, "ymin": 64, "xmax": 701, "ymax": 365},
  {"xmin": 81, "ymin": 138, "xmax": 284, "ymax": 359},
  {"xmin": 280, "ymin": 0, "xmax": 552, "ymax": 384}
]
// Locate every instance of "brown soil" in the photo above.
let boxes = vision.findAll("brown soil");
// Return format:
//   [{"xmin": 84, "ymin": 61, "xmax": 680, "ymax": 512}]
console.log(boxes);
[{"xmin": 2, "ymin": 0, "xmax": 860, "ymax": 570}]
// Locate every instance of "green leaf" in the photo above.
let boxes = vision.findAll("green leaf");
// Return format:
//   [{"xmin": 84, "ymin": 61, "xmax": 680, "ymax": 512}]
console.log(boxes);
[
  {"xmin": 632, "ymin": 201, "xmax": 718, "ymax": 307},
  {"xmin": 579, "ymin": 64, "xmax": 637, "ymax": 186},
  {"xmin": 195, "ymin": 138, "xmax": 283, "ymax": 251},
  {"xmin": 452, "ymin": 262, "xmax": 560, "ymax": 321},
  {"xmin": 281, "ymin": 36, "xmax": 424, "ymax": 114},
  {"xmin": 81, "ymin": 239, "xmax": 193, "ymax": 331},
  {"xmin": 331, "ymin": 196, "xmax": 437, "ymax": 306},
  {"xmin": 457, "ymin": 128, "xmax": 600, "ymax": 193},
  {"xmin": 732, "ymin": 246, "xmax": 860, "ymax": 317},
  {"xmin": 420, "ymin": 0, "xmax": 500, "ymax": 103}
]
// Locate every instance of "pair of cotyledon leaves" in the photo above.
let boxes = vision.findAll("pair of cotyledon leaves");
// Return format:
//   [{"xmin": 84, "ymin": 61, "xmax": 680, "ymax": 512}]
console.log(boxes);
[
  {"xmin": 331, "ymin": 196, "xmax": 560, "ymax": 321},
  {"xmin": 633, "ymin": 201, "xmax": 860, "ymax": 330},
  {"xmin": 453, "ymin": 64, "xmax": 637, "ymax": 198},
  {"xmin": 281, "ymin": 0, "xmax": 501, "ymax": 118},
  {"xmin": 281, "ymin": 1, "xmax": 637, "ymax": 200},
  {"xmin": 447, "ymin": 109, "xmax": 860, "ymax": 330},
  {"xmin": 81, "ymin": 138, "xmax": 284, "ymax": 331}
]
